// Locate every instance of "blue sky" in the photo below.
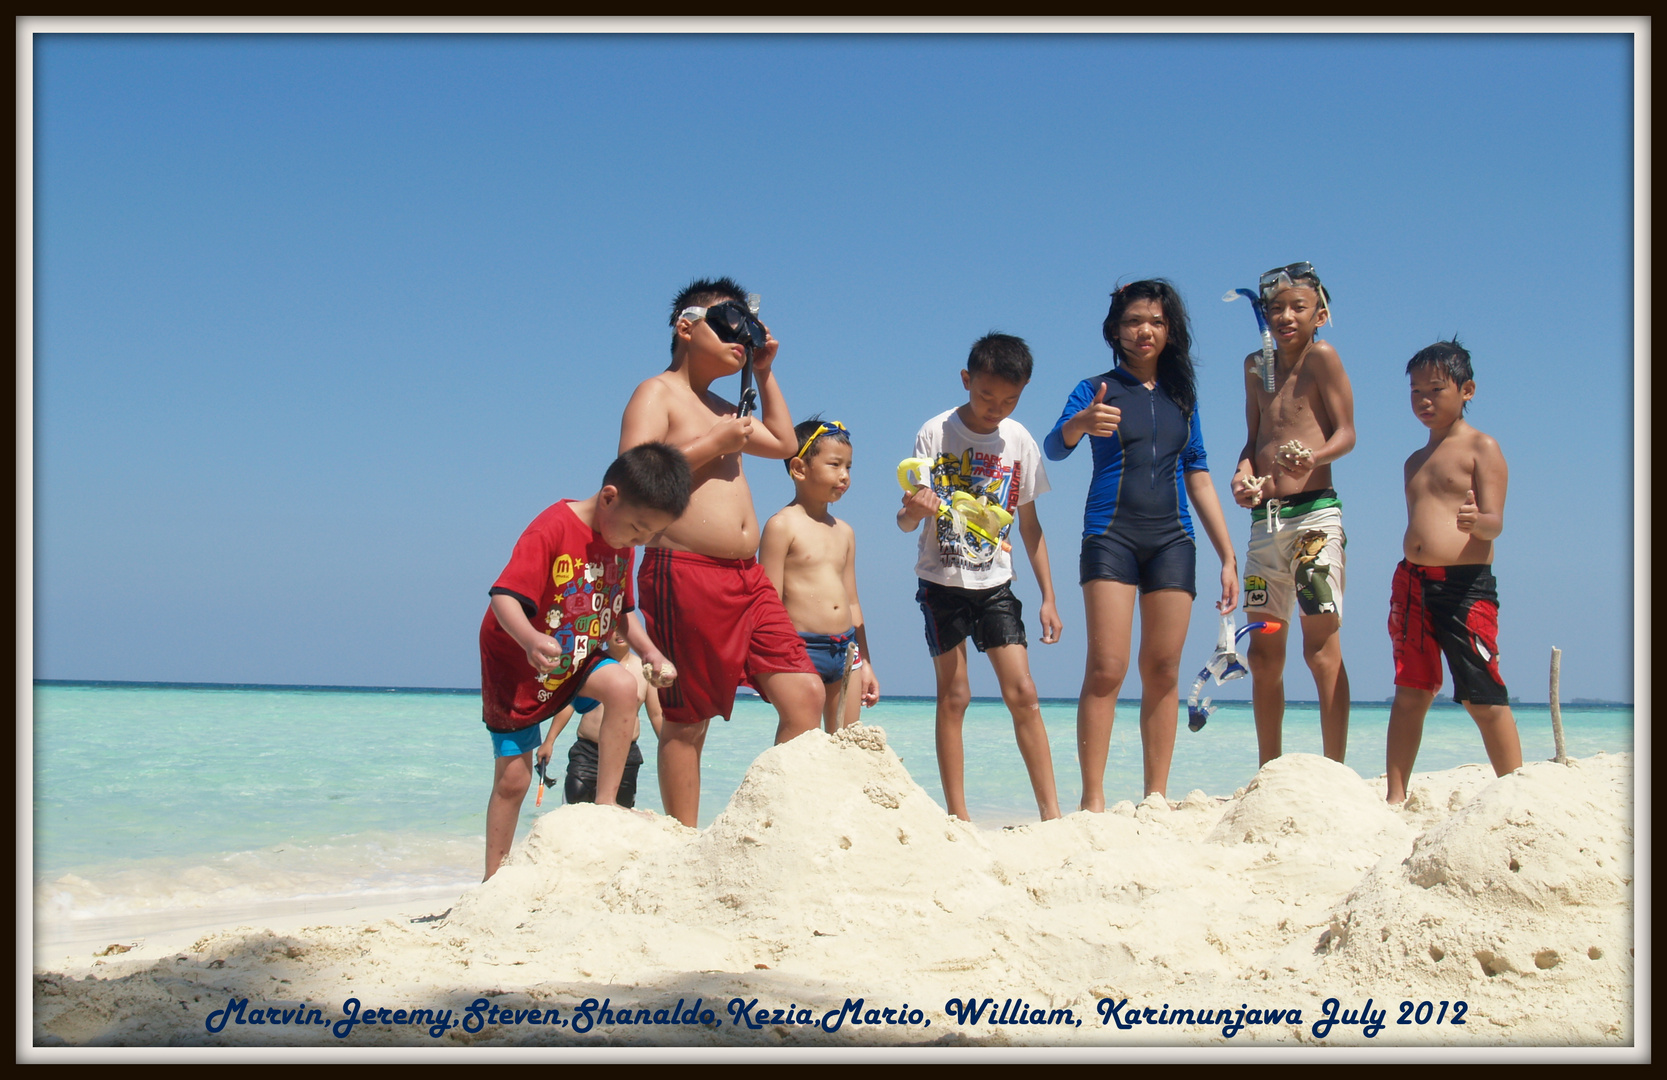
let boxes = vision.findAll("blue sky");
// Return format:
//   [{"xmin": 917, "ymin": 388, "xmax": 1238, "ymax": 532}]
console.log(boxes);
[{"xmin": 29, "ymin": 29, "xmax": 1639, "ymax": 703}]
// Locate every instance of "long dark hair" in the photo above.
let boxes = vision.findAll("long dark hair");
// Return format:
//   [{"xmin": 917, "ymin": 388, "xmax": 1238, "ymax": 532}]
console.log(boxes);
[{"xmin": 1102, "ymin": 278, "xmax": 1197, "ymax": 416}]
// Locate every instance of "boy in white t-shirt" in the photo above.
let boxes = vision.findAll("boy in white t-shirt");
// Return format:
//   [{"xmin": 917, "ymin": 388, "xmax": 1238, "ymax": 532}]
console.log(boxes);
[{"xmin": 897, "ymin": 333, "xmax": 1063, "ymax": 822}]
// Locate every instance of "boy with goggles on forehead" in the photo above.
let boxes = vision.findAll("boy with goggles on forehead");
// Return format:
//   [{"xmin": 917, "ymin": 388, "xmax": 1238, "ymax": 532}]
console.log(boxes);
[
  {"xmin": 761, "ymin": 417, "xmax": 882, "ymax": 732},
  {"xmin": 619, "ymin": 277, "xmax": 824, "ymax": 828},
  {"xmin": 1229, "ymin": 261, "xmax": 1356, "ymax": 768}
]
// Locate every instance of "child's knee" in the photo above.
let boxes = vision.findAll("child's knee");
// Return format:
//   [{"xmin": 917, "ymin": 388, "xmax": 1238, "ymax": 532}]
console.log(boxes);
[
  {"xmin": 1467, "ymin": 702, "xmax": 1515, "ymax": 729},
  {"xmin": 938, "ymin": 682, "xmax": 972, "ymax": 714},
  {"xmin": 494, "ymin": 766, "xmax": 531, "ymax": 801},
  {"xmin": 1248, "ymin": 641, "xmax": 1284, "ymax": 677},
  {"xmin": 795, "ymin": 671, "xmax": 826, "ymax": 700},
  {"xmin": 1394, "ymin": 685, "xmax": 1437, "ymax": 708},
  {"xmin": 1137, "ymin": 652, "xmax": 1180, "ymax": 687},
  {"xmin": 999, "ymin": 672, "xmax": 1039, "ymax": 710},
  {"xmin": 1302, "ymin": 635, "xmax": 1342, "ymax": 671},
  {"xmin": 776, "ymin": 671, "xmax": 825, "ymax": 713},
  {"xmin": 658, "ymin": 718, "xmax": 705, "ymax": 748},
  {"xmin": 1084, "ymin": 654, "xmax": 1129, "ymax": 696},
  {"xmin": 586, "ymin": 663, "xmax": 639, "ymax": 706}
]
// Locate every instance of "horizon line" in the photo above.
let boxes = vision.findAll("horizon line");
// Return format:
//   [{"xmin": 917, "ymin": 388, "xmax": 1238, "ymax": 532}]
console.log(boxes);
[{"xmin": 29, "ymin": 679, "xmax": 1632, "ymax": 708}]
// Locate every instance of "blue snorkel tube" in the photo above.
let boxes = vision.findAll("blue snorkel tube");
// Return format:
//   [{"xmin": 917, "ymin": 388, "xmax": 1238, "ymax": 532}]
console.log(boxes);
[
  {"xmin": 1187, "ymin": 617, "xmax": 1281, "ymax": 731},
  {"xmin": 1223, "ymin": 288, "xmax": 1278, "ymax": 392}
]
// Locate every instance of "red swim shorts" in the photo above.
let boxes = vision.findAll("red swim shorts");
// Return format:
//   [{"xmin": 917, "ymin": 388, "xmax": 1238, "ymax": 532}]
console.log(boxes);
[
  {"xmin": 637, "ymin": 547, "xmax": 816, "ymax": 725},
  {"xmin": 1388, "ymin": 560, "xmax": 1509, "ymax": 706}
]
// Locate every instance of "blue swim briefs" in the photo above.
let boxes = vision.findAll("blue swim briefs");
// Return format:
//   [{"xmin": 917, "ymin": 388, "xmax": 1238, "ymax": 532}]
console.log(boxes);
[
  {"xmin": 799, "ymin": 628, "xmax": 861, "ymax": 684},
  {"xmin": 571, "ymin": 656, "xmax": 620, "ymax": 715}
]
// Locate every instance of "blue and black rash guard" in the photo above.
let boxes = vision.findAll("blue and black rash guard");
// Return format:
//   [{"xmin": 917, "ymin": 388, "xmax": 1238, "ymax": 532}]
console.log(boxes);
[{"xmin": 1043, "ymin": 367, "xmax": 1209, "ymax": 542}]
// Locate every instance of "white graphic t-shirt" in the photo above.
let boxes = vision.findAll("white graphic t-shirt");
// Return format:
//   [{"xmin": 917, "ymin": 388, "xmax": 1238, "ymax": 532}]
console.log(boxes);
[{"xmin": 911, "ymin": 408, "xmax": 1050, "ymax": 590}]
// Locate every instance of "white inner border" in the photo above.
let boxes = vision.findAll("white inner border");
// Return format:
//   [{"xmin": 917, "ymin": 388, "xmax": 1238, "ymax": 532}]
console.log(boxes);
[{"xmin": 14, "ymin": 15, "xmax": 1651, "ymax": 1065}]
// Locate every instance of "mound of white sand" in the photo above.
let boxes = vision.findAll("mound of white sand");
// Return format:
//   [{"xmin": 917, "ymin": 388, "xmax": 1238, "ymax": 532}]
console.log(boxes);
[
  {"xmin": 32, "ymin": 724, "xmax": 1635, "ymax": 1049},
  {"xmin": 1316, "ymin": 757, "xmax": 1634, "ymax": 1043}
]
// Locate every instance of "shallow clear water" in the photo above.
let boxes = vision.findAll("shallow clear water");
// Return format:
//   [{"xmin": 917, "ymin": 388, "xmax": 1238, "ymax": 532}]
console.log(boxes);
[{"xmin": 31, "ymin": 682, "xmax": 1633, "ymax": 933}]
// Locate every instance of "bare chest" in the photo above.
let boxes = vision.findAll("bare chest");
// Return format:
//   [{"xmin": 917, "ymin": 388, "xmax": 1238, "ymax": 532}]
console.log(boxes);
[
  {"xmin": 1260, "ymin": 373, "xmax": 1329, "ymax": 431},
  {"xmin": 1407, "ymin": 443, "xmax": 1475, "ymax": 500},
  {"xmin": 666, "ymin": 389, "xmax": 744, "ymax": 481},
  {"xmin": 662, "ymin": 389, "xmax": 734, "ymax": 442},
  {"xmin": 786, "ymin": 523, "xmax": 848, "ymax": 572}
]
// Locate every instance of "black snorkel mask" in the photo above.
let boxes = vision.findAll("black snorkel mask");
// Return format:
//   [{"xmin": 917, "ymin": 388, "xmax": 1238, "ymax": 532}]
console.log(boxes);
[{"xmin": 679, "ymin": 293, "xmax": 766, "ymax": 416}]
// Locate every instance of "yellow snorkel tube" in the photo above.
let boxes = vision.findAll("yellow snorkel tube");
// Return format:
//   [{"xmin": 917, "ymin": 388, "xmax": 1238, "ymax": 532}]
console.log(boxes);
[{"xmin": 897, "ymin": 457, "xmax": 1014, "ymax": 551}]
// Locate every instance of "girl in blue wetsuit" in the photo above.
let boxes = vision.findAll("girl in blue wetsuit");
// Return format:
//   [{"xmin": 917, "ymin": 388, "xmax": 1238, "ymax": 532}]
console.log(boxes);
[{"xmin": 1044, "ymin": 280, "xmax": 1238, "ymax": 805}]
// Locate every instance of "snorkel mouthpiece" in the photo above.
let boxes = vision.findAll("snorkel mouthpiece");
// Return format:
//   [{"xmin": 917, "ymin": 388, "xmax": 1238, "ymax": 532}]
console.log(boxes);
[{"xmin": 1187, "ymin": 667, "xmax": 1215, "ymax": 731}]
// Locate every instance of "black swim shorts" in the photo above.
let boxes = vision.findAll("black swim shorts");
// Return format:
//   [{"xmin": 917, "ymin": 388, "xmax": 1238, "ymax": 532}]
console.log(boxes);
[
  {"xmin": 916, "ymin": 579, "xmax": 1027, "ymax": 657},
  {"xmin": 564, "ymin": 736, "xmax": 645, "ymax": 808}
]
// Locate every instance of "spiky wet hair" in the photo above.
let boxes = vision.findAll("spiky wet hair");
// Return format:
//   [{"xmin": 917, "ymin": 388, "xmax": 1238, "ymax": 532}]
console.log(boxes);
[{"xmin": 1407, "ymin": 338, "xmax": 1475, "ymax": 414}]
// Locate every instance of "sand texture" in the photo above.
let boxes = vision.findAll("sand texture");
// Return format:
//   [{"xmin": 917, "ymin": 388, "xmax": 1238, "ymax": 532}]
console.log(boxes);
[{"xmin": 32, "ymin": 724, "xmax": 1634, "ymax": 1048}]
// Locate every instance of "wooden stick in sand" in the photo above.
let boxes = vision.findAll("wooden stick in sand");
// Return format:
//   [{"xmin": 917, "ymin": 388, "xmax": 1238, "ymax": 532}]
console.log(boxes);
[
  {"xmin": 1550, "ymin": 646, "xmax": 1567, "ymax": 764},
  {"xmin": 834, "ymin": 641, "xmax": 859, "ymax": 730}
]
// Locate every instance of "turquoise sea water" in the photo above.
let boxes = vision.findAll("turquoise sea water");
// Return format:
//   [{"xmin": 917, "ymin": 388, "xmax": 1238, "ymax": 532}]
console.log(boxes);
[{"xmin": 31, "ymin": 681, "xmax": 1634, "ymax": 939}]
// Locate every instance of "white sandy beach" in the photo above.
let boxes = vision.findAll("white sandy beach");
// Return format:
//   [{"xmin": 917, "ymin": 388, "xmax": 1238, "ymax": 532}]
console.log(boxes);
[{"xmin": 31, "ymin": 724, "xmax": 1634, "ymax": 1049}]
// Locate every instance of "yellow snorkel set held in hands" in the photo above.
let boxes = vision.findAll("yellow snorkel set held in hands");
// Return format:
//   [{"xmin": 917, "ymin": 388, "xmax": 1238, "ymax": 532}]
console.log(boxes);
[{"xmin": 897, "ymin": 457, "xmax": 1014, "ymax": 552}]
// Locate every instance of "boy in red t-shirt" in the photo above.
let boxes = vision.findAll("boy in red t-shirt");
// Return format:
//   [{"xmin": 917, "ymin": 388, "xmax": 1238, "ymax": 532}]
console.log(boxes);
[{"xmin": 478, "ymin": 443, "xmax": 690, "ymax": 879}]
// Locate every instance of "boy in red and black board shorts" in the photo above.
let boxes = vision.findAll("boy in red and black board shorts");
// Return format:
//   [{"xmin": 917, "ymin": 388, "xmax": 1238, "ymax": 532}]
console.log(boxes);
[
  {"xmin": 479, "ymin": 443, "xmax": 691, "ymax": 879},
  {"xmin": 1385, "ymin": 340, "xmax": 1522, "ymax": 803},
  {"xmin": 619, "ymin": 278, "xmax": 825, "ymax": 827}
]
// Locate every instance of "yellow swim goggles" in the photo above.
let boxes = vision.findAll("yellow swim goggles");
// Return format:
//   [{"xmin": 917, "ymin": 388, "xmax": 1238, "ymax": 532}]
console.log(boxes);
[{"xmin": 796, "ymin": 420, "xmax": 850, "ymax": 459}]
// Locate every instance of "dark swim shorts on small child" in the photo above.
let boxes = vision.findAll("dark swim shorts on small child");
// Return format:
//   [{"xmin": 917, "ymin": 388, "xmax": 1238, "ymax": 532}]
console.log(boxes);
[
  {"xmin": 799, "ymin": 628, "xmax": 863, "ymax": 684},
  {"xmin": 564, "ymin": 735, "xmax": 645, "ymax": 807}
]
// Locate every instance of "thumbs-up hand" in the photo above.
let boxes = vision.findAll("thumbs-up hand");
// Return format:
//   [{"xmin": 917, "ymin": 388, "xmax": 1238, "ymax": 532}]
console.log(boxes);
[
  {"xmin": 1072, "ymin": 381, "xmax": 1122, "ymax": 439},
  {"xmin": 1457, "ymin": 488, "xmax": 1479, "ymax": 533}
]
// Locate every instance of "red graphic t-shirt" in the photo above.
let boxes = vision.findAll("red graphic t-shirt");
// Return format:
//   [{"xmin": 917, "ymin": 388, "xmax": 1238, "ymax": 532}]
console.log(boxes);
[{"xmin": 479, "ymin": 500, "xmax": 635, "ymax": 731}]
